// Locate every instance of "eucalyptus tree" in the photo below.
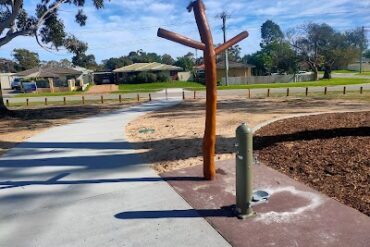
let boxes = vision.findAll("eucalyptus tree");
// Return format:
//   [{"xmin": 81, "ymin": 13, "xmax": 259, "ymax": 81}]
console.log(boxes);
[{"xmin": 0, "ymin": 0, "xmax": 107, "ymax": 114}]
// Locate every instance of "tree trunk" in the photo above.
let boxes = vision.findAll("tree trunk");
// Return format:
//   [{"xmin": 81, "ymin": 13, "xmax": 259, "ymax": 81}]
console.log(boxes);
[
  {"xmin": 323, "ymin": 64, "xmax": 332, "ymax": 79},
  {"xmin": 312, "ymin": 65, "xmax": 319, "ymax": 81}
]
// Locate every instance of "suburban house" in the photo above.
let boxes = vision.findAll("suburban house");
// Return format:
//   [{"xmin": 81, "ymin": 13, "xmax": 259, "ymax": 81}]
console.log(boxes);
[
  {"xmin": 72, "ymin": 66, "xmax": 94, "ymax": 90},
  {"xmin": 14, "ymin": 66, "xmax": 83, "ymax": 93},
  {"xmin": 92, "ymin": 71, "xmax": 115, "ymax": 85},
  {"xmin": 196, "ymin": 61, "xmax": 256, "ymax": 82},
  {"xmin": 113, "ymin": 62, "xmax": 182, "ymax": 83},
  {"xmin": 0, "ymin": 58, "xmax": 16, "ymax": 89},
  {"xmin": 0, "ymin": 73, "xmax": 14, "ymax": 89}
]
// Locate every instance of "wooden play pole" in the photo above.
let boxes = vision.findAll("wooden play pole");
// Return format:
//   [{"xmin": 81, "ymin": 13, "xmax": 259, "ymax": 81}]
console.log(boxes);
[{"xmin": 157, "ymin": 0, "xmax": 248, "ymax": 180}]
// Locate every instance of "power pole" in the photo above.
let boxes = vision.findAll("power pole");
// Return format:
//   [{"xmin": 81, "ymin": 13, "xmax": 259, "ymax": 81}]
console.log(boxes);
[
  {"xmin": 219, "ymin": 12, "xmax": 230, "ymax": 86},
  {"xmin": 360, "ymin": 26, "xmax": 364, "ymax": 74}
]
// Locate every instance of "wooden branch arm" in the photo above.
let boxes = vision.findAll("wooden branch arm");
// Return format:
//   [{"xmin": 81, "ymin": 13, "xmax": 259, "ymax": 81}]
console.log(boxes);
[
  {"xmin": 157, "ymin": 28, "xmax": 205, "ymax": 50},
  {"xmin": 215, "ymin": 31, "xmax": 248, "ymax": 55}
]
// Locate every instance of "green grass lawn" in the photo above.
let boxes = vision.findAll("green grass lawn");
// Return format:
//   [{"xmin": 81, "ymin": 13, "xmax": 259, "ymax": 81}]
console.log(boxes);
[
  {"xmin": 356, "ymin": 72, "xmax": 370, "ymax": 76},
  {"xmin": 13, "ymin": 78, "xmax": 370, "ymax": 96},
  {"xmin": 331, "ymin": 69, "xmax": 357, "ymax": 74},
  {"xmin": 217, "ymin": 78, "xmax": 370, "ymax": 90},
  {"xmin": 119, "ymin": 78, "xmax": 370, "ymax": 93},
  {"xmin": 15, "ymin": 90, "xmax": 83, "ymax": 98},
  {"xmin": 118, "ymin": 81, "xmax": 205, "ymax": 92}
]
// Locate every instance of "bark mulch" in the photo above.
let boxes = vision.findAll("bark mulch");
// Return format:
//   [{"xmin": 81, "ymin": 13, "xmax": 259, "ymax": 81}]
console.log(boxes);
[{"xmin": 254, "ymin": 111, "xmax": 370, "ymax": 216}]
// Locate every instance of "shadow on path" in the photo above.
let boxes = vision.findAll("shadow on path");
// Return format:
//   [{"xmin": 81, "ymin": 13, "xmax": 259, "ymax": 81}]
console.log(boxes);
[{"xmin": 115, "ymin": 206, "xmax": 235, "ymax": 219}]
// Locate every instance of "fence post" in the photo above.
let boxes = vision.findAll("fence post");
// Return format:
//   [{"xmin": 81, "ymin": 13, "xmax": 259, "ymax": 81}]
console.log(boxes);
[
  {"xmin": 194, "ymin": 90, "xmax": 196, "ymax": 99},
  {"xmin": 286, "ymin": 88, "xmax": 289, "ymax": 97},
  {"xmin": 343, "ymin": 86, "xmax": 346, "ymax": 95},
  {"xmin": 324, "ymin": 87, "xmax": 327, "ymax": 95},
  {"xmin": 119, "ymin": 94, "xmax": 122, "ymax": 103},
  {"xmin": 26, "ymin": 98, "xmax": 29, "ymax": 106},
  {"xmin": 182, "ymin": 90, "xmax": 185, "ymax": 100},
  {"xmin": 149, "ymin": 93, "xmax": 152, "ymax": 101},
  {"xmin": 82, "ymin": 96, "xmax": 85, "ymax": 104},
  {"xmin": 137, "ymin": 94, "xmax": 140, "ymax": 102},
  {"xmin": 248, "ymin": 89, "xmax": 251, "ymax": 99},
  {"xmin": 63, "ymin": 97, "xmax": 66, "ymax": 105},
  {"xmin": 101, "ymin": 95, "xmax": 104, "ymax": 104},
  {"xmin": 305, "ymin": 87, "xmax": 308, "ymax": 96},
  {"xmin": 6, "ymin": 99, "xmax": 9, "ymax": 107},
  {"xmin": 267, "ymin": 88, "xmax": 270, "ymax": 97},
  {"xmin": 360, "ymin": 86, "xmax": 363, "ymax": 94},
  {"xmin": 44, "ymin": 97, "xmax": 48, "ymax": 105}
]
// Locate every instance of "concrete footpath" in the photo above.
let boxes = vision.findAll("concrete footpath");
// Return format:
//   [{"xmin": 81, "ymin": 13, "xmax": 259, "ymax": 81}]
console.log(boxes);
[{"xmin": 0, "ymin": 99, "xmax": 230, "ymax": 247}]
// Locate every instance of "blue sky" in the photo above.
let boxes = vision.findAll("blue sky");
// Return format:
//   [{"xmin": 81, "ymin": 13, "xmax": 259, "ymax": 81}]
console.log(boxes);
[{"xmin": 1, "ymin": 0, "xmax": 369, "ymax": 63}]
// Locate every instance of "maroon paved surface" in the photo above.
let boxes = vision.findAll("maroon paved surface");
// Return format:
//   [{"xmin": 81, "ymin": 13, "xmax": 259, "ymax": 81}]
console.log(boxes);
[{"xmin": 161, "ymin": 160, "xmax": 370, "ymax": 247}]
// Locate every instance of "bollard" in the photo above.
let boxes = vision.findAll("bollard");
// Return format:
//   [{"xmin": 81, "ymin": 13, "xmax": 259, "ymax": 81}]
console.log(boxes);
[
  {"xmin": 82, "ymin": 96, "xmax": 85, "ymax": 104},
  {"xmin": 137, "ymin": 94, "xmax": 140, "ymax": 102},
  {"xmin": 63, "ymin": 97, "xmax": 66, "ymax": 105},
  {"xmin": 194, "ymin": 90, "xmax": 196, "ymax": 99},
  {"xmin": 235, "ymin": 123, "xmax": 254, "ymax": 219},
  {"xmin": 305, "ymin": 87, "xmax": 308, "ymax": 96},
  {"xmin": 119, "ymin": 94, "xmax": 122, "ymax": 103},
  {"xmin": 286, "ymin": 88, "xmax": 289, "ymax": 97},
  {"xmin": 101, "ymin": 95, "xmax": 104, "ymax": 104},
  {"xmin": 360, "ymin": 86, "xmax": 363, "ymax": 94},
  {"xmin": 149, "ymin": 93, "xmax": 152, "ymax": 101},
  {"xmin": 324, "ymin": 87, "xmax": 327, "ymax": 95},
  {"xmin": 26, "ymin": 98, "xmax": 29, "ymax": 106},
  {"xmin": 248, "ymin": 89, "xmax": 251, "ymax": 99},
  {"xmin": 267, "ymin": 88, "xmax": 270, "ymax": 97},
  {"xmin": 44, "ymin": 98, "xmax": 48, "ymax": 105},
  {"xmin": 165, "ymin": 89, "xmax": 168, "ymax": 100},
  {"xmin": 182, "ymin": 90, "xmax": 185, "ymax": 100},
  {"xmin": 6, "ymin": 99, "xmax": 9, "ymax": 107},
  {"xmin": 343, "ymin": 86, "xmax": 346, "ymax": 95}
]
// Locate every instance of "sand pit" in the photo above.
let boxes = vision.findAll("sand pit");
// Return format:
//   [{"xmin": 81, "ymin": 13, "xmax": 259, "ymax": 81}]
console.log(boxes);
[{"xmin": 125, "ymin": 97, "xmax": 370, "ymax": 173}]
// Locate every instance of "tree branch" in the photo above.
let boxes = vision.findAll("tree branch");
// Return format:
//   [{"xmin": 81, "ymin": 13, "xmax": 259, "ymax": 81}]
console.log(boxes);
[
  {"xmin": 35, "ymin": 0, "xmax": 66, "ymax": 29},
  {"xmin": 0, "ymin": 29, "xmax": 31, "ymax": 47},
  {"xmin": 0, "ymin": 0, "xmax": 23, "ymax": 34}
]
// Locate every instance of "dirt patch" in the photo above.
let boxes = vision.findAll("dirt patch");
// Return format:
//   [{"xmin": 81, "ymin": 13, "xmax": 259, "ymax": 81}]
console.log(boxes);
[
  {"xmin": 125, "ymin": 97, "xmax": 370, "ymax": 173},
  {"xmin": 255, "ymin": 111, "xmax": 370, "ymax": 216},
  {"xmin": 87, "ymin": 84, "xmax": 118, "ymax": 94},
  {"xmin": 0, "ymin": 102, "xmax": 134, "ymax": 156}
]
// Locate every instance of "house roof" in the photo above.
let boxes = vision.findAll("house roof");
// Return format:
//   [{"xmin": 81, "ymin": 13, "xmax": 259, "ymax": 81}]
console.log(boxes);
[
  {"xmin": 14, "ymin": 66, "xmax": 82, "ymax": 77},
  {"xmin": 216, "ymin": 61, "xmax": 256, "ymax": 69},
  {"xmin": 113, "ymin": 62, "xmax": 182, "ymax": 73}
]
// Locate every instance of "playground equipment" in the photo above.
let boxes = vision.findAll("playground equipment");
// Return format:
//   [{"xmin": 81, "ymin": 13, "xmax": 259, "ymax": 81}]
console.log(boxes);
[{"xmin": 157, "ymin": 0, "xmax": 248, "ymax": 180}]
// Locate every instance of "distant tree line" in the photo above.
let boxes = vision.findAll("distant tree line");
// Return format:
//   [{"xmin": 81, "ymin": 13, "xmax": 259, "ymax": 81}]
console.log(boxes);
[{"xmin": 243, "ymin": 20, "xmax": 368, "ymax": 79}]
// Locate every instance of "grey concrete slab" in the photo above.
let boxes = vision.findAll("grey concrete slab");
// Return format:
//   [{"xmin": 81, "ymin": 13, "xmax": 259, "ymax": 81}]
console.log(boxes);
[{"xmin": 0, "ymin": 99, "xmax": 230, "ymax": 247}]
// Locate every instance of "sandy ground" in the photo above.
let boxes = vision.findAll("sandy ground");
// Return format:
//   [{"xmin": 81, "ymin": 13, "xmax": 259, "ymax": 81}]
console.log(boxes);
[
  {"xmin": 126, "ymin": 96, "xmax": 370, "ymax": 173},
  {"xmin": 0, "ymin": 102, "xmax": 135, "ymax": 156}
]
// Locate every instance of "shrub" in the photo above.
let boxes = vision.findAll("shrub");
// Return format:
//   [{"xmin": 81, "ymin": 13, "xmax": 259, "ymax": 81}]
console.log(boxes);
[
  {"xmin": 157, "ymin": 72, "xmax": 170, "ymax": 82},
  {"xmin": 135, "ymin": 72, "xmax": 157, "ymax": 83}
]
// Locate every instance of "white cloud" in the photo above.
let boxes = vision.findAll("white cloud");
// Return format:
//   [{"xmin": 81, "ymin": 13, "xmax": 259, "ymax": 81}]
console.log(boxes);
[{"xmin": 0, "ymin": 0, "xmax": 367, "ymax": 63}]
